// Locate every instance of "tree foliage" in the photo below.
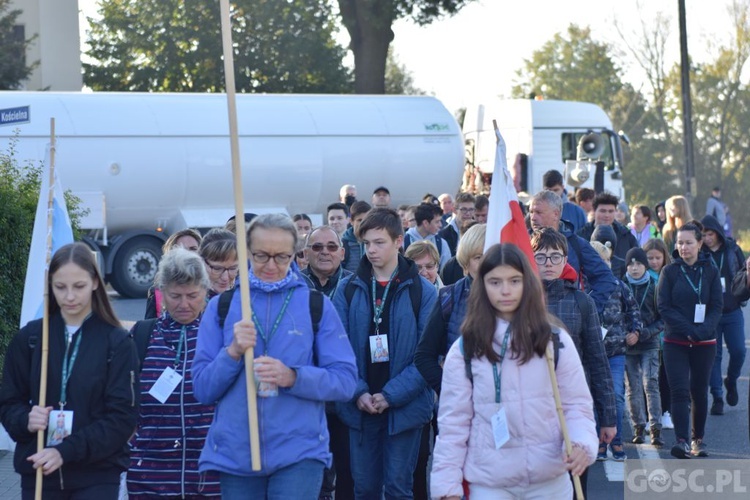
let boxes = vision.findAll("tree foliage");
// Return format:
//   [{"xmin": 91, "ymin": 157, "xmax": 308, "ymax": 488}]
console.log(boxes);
[
  {"xmin": 0, "ymin": 0, "xmax": 38, "ymax": 90},
  {"xmin": 84, "ymin": 0, "xmax": 352, "ymax": 93},
  {"xmin": 338, "ymin": 0, "xmax": 476, "ymax": 93},
  {"xmin": 385, "ymin": 49, "xmax": 425, "ymax": 95}
]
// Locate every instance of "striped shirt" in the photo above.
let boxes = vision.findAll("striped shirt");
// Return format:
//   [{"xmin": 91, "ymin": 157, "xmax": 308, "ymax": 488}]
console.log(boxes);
[{"xmin": 127, "ymin": 315, "xmax": 220, "ymax": 498}]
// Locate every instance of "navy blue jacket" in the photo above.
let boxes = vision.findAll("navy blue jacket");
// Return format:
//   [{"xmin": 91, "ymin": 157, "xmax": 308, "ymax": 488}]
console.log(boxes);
[
  {"xmin": 333, "ymin": 255, "xmax": 436, "ymax": 435},
  {"xmin": 701, "ymin": 214, "xmax": 746, "ymax": 313}
]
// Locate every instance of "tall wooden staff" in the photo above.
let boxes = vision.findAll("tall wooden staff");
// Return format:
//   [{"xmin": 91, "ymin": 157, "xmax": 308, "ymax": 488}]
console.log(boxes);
[
  {"xmin": 218, "ymin": 0, "xmax": 261, "ymax": 471},
  {"xmin": 35, "ymin": 118, "xmax": 56, "ymax": 499},
  {"xmin": 546, "ymin": 344, "xmax": 585, "ymax": 500}
]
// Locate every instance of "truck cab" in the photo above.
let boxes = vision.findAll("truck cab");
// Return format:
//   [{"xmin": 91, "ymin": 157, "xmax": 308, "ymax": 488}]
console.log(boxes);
[{"xmin": 463, "ymin": 99, "xmax": 625, "ymax": 202}]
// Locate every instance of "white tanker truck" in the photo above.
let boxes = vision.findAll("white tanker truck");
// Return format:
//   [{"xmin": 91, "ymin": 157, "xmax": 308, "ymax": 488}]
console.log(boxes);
[{"xmin": 1, "ymin": 92, "xmax": 465, "ymax": 297}]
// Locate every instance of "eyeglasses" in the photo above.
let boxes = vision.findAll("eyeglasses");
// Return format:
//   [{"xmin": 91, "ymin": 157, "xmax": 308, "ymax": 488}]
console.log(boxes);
[
  {"xmin": 205, "ymin": 261, "xmax": 239, "ymax": 276},
  {"xmin": 295, "ymin": 251, "xmax": 305, "ymax": 259},
  {"xmin": 457, "ymin": 207, "xmax": 476, "ymax": 214},
  {"xmin": 307, "ymin": 242, "xmax": 340, "ymax": 253},
  {"xmin": 417, "ymin": 263, "xmax": 438, "ymax": 272},
  {"xmin": 534, "ymin": 253, "xmax": 565, "ymax": 266},
  {"xmin": 251, "ymin": 252, "xmax": 293, "ymax": 265}
]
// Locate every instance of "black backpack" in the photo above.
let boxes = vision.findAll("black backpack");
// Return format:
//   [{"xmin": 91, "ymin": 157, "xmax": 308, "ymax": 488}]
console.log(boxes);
[{"xmin": 131, "ymin": 288, "xmax": 325, "ymax": 368}]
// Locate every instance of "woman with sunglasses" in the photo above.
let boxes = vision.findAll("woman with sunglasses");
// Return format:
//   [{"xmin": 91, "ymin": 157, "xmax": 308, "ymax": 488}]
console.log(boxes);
[{"xmin": 199, "ymin": 228, "xmax": 238, "ymax": 301}]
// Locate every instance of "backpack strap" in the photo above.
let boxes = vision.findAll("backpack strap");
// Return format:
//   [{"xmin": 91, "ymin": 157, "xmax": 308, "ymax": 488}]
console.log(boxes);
[
  {"xmin": 434, "ymin": 234, "xmax": 443, "ymax": 258},
  {"xmin": 551, "ymin": 327, "xmax": 562, "ymax": 369},
  {"xmin": 309, "ymin": 289, "xmax": 323, "ymax": 335},
  {"xmin": 403, "ymin": 232, "xmax": 412, "ymax": 251},
  {"xmin": 408, "ymin": 276, "xmax": 422, "ymax": 324},
  {"xmin": 458, "ymin": 337, "xmax": 473, "ymax": 384},
  {"xmin": 133, "ymin": 318, "xmax": 158, "ymax": 369},
  {"xmin": 218, "ymin": 288, "xmax": 238, "ymax": 328}
]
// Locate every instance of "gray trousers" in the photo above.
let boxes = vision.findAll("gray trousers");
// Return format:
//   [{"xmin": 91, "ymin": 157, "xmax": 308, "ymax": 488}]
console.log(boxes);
[{"xmin": 625, "ymin": 350, "xmax": 662, "ymax": 430}]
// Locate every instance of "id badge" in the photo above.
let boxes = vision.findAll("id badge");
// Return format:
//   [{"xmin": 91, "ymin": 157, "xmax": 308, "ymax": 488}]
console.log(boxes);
[
  {"xmin": 148, "ymin": 367, "xmax": 183, "ymax": 404},
  {"xmin": 491, "ymin": 406, "xmax": 510, "ymax": 450},
  {"xmin": 721, "ymin": 277, "xmax": 726, "ymax": 293},
  {"xmin": 47, "ymin": 410, "xmax": 73, "ymax": 446},
  {"xmin": 694, "ymin": 304, "xmax": 706, "ymax": 324},
  {"xmin": 369, "ymin": 335, "xmax": 389, "ymax": 363}
]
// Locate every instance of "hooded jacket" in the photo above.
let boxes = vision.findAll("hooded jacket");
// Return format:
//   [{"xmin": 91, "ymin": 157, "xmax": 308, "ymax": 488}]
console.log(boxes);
[
  {"xmin": 0, "ymin": 313, "xmax": 139, "ymax": 491},
  {"xmin": 342, "ymin": 226, "xmax": 364, "ymax": 273},
  {"xmin": 192, "ymin": 274, "xmax": 358, "ymax": 476},
  {"xmin": 333, "ymin": 254, "xmax": 436, "ymax": 435},
  {"xmin": 404, "ymin": 226, "xmax": 451, "ymax": 270},
  {"xmin": 543, "ymin": 278, "xmax": 616, "ymax": 428},
  {"xmin": 657, "ymin": 252, "xmax": 723, "ymax": 344},
  {"xmin": 700, "ymin": 214, "xmax": 746, "ymax": 312},
  {"xmin": 600, "ymin": 280, "xmax": 643, "ymax": 357},
  {"xmin": 579, "ymin": 221, "xmax": 638, "ymax": 277},
  {"xmin": 430, "ymin": 321, "xmax": 597, "ymax": 496},
  {"xmin": 624, "ymin": 274, "xmax": 663, "ymax": 353}
]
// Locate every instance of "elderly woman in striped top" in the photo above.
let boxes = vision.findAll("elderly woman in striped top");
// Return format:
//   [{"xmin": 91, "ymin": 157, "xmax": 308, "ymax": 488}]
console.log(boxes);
[{"xmin": 127, "ymin": 247, "xmax": 220, "ymax": 498}]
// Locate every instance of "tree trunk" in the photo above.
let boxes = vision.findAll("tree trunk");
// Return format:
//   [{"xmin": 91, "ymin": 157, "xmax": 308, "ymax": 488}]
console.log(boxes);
[{"xmin": 338, "ymin": 0, "xmax": 394, "ymax": 94}]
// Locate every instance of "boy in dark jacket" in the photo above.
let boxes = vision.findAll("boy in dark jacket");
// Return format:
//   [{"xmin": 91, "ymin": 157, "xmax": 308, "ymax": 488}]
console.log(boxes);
[
  {"xmin": 531, "ymin": 228, "xmax": 615, "ymax": 497},
  {"xmin": 334, "ymin": 208, "xmax": 437, "ymax": 499},
  {"xmin": 623, "ymin": 248, "xmax": 665, "ymax": 447},
  {"xmin": 700, "ymin": 214, "xmax": 747, "ymax": 415}
]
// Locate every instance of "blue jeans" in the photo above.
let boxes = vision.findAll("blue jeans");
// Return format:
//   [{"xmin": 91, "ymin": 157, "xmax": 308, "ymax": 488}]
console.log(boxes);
[
  {"xmin": 710, "ymin": 308, "xmax": 746, "ymax": 398},
  {"xmin": 597, "ymin": 355, "xmax": 625, "ymax": 446},
  {"xmin": 219, "ymin": 459, "xmax": 325, "ymax": 500},
  {"xmin": 350, "ymin": 413, "xmax": 422, "ymax": 500}
]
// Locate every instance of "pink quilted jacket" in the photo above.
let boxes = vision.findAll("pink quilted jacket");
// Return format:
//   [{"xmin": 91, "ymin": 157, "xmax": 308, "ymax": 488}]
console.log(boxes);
[{"xmin": 430, "ymin": 318, "xmax": 598, "ymax": 498}]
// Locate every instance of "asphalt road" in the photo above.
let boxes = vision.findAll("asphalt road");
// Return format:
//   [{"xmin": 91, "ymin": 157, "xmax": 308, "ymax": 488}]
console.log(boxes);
[{"xmin": 110, "ymin": 295, "xmax": 750, "ymax": 499}]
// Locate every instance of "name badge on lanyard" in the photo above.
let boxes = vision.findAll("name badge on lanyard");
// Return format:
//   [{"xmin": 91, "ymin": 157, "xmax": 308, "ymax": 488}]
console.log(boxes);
[
  {"xmin": 694, "ymin": 304, "xmax": 706, "ymax": 324},
  {"xmin": 721, "ymin": 277, "xmax": 726, "ymax": 293},
  {"xmin": 47, "ymin": 410, "xmax": 73, "ymax": 446},
  {"xmin": 491, "ymin": 407, "xmax": 510, "ymax": 449},
  {"xmin": 149, "ymin": 367, "xmax": 183, "ymax": 404}
]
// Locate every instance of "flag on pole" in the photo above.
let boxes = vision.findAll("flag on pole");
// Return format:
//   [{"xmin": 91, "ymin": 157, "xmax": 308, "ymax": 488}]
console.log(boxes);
[
  {"xmin": 483, "ymin": 123, "xmax": 536, "ymax": 267},
  {"xmin": 20, "ymin": 147, "xmax": 74, "ymax": 328}
]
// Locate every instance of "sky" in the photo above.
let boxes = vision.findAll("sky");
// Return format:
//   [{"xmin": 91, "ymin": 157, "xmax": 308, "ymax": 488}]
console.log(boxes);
[{"xmin": 77, "ymin": 0, "xmax": 740, "ymax": 114}]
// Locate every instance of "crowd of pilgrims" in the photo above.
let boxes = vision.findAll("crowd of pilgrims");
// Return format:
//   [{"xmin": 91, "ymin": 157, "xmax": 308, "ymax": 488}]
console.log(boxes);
[{"xmin": 1, "ymin": 173, "xmax": 748, "ymax": 500}]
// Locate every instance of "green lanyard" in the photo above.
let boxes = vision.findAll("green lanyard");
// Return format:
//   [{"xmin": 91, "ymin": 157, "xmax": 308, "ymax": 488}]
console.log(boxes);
[
  {"xmin": 710, "ymin": 252, "xmax": 724, "ymax": 273},
  {"xmin": 371, "ymin": 268, "xmax": 398, "ymax": 335},
  {"xmin": 252, "ymin": 288, "xmax": 295, "ymax": 355},
  {"xmin": 491, "ymin": 328, "xmax": 512, "ymax": 404},
  {"xmin": 59, "ymin": 327, "xmax": 83, "ymax": 411},
  {"xmin": 173, "ymin": 326, "xmax": 186, "ymax": 368},
  {"xmin": 680, "ymin": 265, "xmax": 703, "ymax": 304},
  {"xmin": 627, "ymin": 280, "xmax": 651, "ymax": 311}
]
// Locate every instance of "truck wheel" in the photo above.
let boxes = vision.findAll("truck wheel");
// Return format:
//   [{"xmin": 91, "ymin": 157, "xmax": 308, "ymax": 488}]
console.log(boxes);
[{"xmin": 110, "ymin": 237, "xmax": 162, "ymax": 298}]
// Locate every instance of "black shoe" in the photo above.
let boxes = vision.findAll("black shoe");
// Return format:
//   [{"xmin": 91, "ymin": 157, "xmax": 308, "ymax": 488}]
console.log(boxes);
[
  {"xmin": 671, "ymin": 440, "xmax": 692, "ymax": 459},
  {"xmin": 725, "ymin": 378, "xmax": 739, "ymax": 406},
  {"xmin": 651, "ymin": 429, "xmax": 665, "ymax": 447},
  {"xmin": 710, "ymin": 397, "xmax": 725, "ymax": 415},
  {"xmin": 632, "ymin": 425, "xmax": 645, "ymax": 444},
  {"xmin": 691, "ymin": 439, "xmax": 709, "ymax": 457}
]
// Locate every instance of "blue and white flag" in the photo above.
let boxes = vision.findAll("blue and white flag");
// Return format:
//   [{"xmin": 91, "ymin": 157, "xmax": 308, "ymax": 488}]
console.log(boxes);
[{"xmin": 19, "ymin": 146, "xmax": 74, "ymax": 328}]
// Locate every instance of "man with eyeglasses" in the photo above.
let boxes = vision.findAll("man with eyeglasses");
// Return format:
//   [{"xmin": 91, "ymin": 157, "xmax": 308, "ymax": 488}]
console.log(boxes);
[
  {"xmin": 438, "ymin": 192, "xmax": 476, "ymax": 256},
  {"xmin": 530, "ymin": 227, "xmax": 616, "ymax": 498},
  {"xmin": 404, "ymin": 203, "xmax": 451, "ymax": 271},
  {"xmin": 301, "ymin": 226, "xmax": 353, "ymax": 299}
]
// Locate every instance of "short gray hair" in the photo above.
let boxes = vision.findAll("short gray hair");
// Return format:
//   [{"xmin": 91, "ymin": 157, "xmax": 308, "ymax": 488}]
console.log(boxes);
[
  {"xmin": 530, "ymin": 190, "xmax": 563, "ymax": 213},
  {"xmin": 155, "ymin": 247, "xmax": 210, "ymax": 290},
  {"xmin": 247, "ymin": 213, "xmax": 299, "ymax": 251},
  {"xmin": 306, "ymin": 225, "xmax": 342, "ymax": 246}
]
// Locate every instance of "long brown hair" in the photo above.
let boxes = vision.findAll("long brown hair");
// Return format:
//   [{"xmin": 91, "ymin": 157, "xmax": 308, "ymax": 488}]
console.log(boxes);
[
  {"xmin": 461, "ymin": 243, "xmax": 553, "ymax": 365},
  {"xmin": 48, "ymin": 242, "xmax": 121, "ymax": 328}
]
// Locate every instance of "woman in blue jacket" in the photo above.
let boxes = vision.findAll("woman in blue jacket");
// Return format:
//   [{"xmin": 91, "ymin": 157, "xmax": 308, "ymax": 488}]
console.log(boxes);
[
  {"xmin": 657, "ymin": 222, "xmax": 723, "ymax": 459},
  {"xmin": 192, "ymin": 214, "xmax": 358, "ymax": 500}
]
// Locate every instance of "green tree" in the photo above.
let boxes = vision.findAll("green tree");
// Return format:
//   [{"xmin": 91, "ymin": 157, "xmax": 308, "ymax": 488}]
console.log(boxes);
[
  {"xmin": 337, "ymin": 0, "xmax": 476, "ymax": 93},
  {"xmin": 511, "ymin": 25, "xmax": 624, "ymax": 110},
  {"xmin": 0, "ymin": 0, "xmax": 38, "ymax": 89},
  {"xmin": 84, "ymin": 0, "xmax": 352, "ymax": 93},
  {"xmin": 0, "ymin": 137, "xmax": 86, "ymax": 378},
  {"xmin": 385, "ymin": 49, "xmax": 425, "ymax": 95}
]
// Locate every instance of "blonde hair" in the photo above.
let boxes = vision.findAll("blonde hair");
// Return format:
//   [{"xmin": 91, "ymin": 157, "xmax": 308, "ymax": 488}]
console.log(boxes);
[
  {"xmin": 456, "ymin": 223, "xmax": 487, "ymax": 270},
  {"xmin": 663, "ymin": 195, "xmax": 693, "ymax": 251},
  {"xmin": 404, "ymin": 240, "xmax": 439, "ymax": 265},
  {"xmin": 589, "ymin": 240, "xmax": 612, "ymax": 265}
]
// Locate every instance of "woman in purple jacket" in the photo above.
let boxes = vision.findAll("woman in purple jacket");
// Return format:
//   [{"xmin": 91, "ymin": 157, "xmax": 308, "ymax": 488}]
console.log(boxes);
[{"xmin": 192, "ymin": 214, "xmax": 357, "ymax": 500}]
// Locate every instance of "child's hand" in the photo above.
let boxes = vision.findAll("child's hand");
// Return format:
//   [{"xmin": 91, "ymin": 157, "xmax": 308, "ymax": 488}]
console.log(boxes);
[{"xmin": 625, "ymin": 332, "xmax": 639, "ymax": 346}]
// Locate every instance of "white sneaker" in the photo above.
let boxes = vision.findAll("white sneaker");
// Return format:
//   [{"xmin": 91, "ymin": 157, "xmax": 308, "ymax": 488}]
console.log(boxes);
[{"xmin": 662, "ymin": 412, "xmax": 674, "ymax": 429}]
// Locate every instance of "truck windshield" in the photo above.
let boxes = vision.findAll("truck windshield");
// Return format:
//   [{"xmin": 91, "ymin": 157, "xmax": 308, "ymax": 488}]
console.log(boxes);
[{"xmin": 561, "ymin": 132, "xmax": 617, "ymax": 172}]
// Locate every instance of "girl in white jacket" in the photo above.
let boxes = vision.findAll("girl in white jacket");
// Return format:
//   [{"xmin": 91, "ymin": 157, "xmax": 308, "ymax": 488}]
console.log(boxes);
[{"xmin": 430, "ymin": 243, "xmax": 598, "ymax": 500}]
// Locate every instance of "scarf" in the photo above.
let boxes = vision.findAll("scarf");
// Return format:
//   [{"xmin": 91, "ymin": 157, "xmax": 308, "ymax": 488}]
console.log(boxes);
[
  {"xmin": 248, "ymin": 260, "xmax": 299, "ymax": 293},
  {"xmin": 625, "ymin": 272, "xmax": 651, "ymax": 286}
]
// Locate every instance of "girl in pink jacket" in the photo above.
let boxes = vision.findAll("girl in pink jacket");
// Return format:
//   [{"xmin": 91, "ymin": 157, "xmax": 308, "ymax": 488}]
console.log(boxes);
[{"xmin": 430, "ymin": 244, "xmax": 598, "ymax": 499}]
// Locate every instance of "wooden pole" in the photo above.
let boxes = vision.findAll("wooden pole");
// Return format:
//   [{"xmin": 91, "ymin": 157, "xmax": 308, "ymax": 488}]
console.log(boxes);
[
  {"xmin": 35, "ymin": 118, "xmax": 56, "ymax": 499},
  {"xmin": 218, "ymin": 0, "xmax": 261, "ymax": 471},
  {"xmin": 546, "ymin": 344, "xmax": 585, "ymax": 500}
]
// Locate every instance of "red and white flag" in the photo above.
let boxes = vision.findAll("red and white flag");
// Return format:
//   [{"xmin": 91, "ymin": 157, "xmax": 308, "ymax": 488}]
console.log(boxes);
[{"xmin": 483, "ymin": 123, "xmax": 536, "ymax": 268}]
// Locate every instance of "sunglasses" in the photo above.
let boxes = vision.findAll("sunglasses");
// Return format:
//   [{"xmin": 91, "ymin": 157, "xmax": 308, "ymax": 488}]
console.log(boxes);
[{"xmin": 307, "ymin": 242, "xmax": 340, "ymax": 253}]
